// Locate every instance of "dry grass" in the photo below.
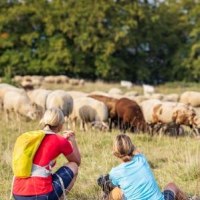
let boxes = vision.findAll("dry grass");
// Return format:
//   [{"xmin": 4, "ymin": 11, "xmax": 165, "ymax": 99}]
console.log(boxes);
[
  {"xmin": 0, "ymin": 113, "xmax": 200, "ymax": 199},
  {"xmin": 1, "ymin": 81, "xmax": 200, "ymax": 199}
]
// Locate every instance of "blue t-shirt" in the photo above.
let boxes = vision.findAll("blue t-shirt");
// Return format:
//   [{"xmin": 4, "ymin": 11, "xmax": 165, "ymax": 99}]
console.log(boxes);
[{"xmin": 109, "ymin": 154, "xmax": 164, "ymax": 200}]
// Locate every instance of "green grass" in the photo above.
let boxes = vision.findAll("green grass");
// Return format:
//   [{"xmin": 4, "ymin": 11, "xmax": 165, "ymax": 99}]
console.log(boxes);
[
  {"xmin": 0, "ymin": 112, "xmax": 200, "ymax": 199},
  {"xmin": 1, "ymin": 81, "xmax": 200, "ymax": 199}
]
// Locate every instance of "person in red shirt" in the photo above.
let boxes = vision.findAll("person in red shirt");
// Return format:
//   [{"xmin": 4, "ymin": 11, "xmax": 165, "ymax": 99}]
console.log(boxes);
[{"xmin": 13, "ymin": 108, "xmax": 81, "ymax": 200}]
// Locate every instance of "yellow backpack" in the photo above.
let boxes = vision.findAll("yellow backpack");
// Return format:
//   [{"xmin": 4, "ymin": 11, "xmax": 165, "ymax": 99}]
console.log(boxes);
[{"xmin": 12, "ymin": 130, "xmax": 46, "ymax": 178}]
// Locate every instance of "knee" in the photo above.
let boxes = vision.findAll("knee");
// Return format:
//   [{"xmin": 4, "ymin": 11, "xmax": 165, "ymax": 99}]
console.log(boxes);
[
  {"xmin": 164, "ymin": 182, "xmax": 178, "ymax": 194},
  {"xmin": 65, "ymin": 162, "xmax": 79, "ymax": 176}
]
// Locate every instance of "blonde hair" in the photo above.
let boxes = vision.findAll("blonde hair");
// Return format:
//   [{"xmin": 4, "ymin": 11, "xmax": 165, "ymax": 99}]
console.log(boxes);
[
  {"xmin": 113, "ymin": 134, "xmax": 135, "ymax": 162},
  {"xmin": 40, "ymin": 108, "xmax": 65, "ymax": 130}
]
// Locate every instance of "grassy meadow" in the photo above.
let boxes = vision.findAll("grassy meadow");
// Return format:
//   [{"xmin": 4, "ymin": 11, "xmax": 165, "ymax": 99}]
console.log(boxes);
[{"xmin": 0, "ymin": 81, "xmax": 200, "ymax": 199}]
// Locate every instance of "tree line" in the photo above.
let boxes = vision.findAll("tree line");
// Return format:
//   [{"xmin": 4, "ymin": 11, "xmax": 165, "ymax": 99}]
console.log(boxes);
[{"xmin": 0, "ymin": 0, "xmax": 199, "ymax": 84}]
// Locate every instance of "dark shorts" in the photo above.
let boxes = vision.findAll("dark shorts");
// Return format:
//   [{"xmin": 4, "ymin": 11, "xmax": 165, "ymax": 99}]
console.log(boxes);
[
  {"xmin": 163, "ymin": 189, "xmax": 175, "ymax": 200},
  {"xmin": 13, "ymin": 166, "xmax": 74, "ymax": 200}
]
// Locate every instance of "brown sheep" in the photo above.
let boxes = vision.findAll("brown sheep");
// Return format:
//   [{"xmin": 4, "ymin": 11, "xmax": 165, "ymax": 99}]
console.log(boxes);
[
  {"xmin": 88, "ymin": 94, "xmax": 118, "ymax": 131},
  {"xmin": 115, "ymin": 98, "xmax": 147, "ymax": 133}
]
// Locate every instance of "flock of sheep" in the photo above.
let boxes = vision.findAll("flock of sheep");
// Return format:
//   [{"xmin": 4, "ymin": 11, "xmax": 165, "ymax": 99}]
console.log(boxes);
[
  {"xmin": 1, "ymin": 75, "xmax": 85, "ymax": 90},
  {"xmin": 0, "ymin": 80, "xmax": 200, "ymax": 136}
]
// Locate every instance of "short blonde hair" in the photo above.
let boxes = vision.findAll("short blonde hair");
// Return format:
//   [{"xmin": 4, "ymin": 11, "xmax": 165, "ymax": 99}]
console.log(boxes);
[
  {"xmin": 40, "ymin": 108, "xmax": 65, "ymax": 129},
  {"xmin": 113, "ymin": 134, "xmax": 135, "ymax": 162}
]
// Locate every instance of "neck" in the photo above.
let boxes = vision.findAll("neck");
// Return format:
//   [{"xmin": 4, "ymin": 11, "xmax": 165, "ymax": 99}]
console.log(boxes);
[{"xmin": 43, "ymin": 125, "xmax": 59, "ymax": 133}]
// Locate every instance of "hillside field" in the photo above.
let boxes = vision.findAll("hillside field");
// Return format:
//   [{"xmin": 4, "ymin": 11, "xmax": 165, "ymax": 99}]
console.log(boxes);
[{"xmin": 0, "ymin": 81, "xmax": 200, "ymax": 200}]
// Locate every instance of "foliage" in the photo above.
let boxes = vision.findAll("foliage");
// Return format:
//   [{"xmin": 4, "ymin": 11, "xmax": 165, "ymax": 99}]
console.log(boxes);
[{"xmin": 0, "ymin": 0, "xmax": 200, "ymax": 83}]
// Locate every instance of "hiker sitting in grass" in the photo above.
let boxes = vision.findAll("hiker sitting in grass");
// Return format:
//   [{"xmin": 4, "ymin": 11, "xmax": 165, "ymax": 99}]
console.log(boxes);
[
  {"xmin": 99, "ymin": 134, "xmax": 188, "ymax": 200},
  {"xmin": 12, "ymin": 108, "xmax": 81, "ymax": 200}
]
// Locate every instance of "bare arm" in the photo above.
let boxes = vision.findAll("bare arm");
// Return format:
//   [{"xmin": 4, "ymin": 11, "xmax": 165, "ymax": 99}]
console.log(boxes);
[{"xmin": 63, "ymin": 130, "xmax": 81, "ymax": 166}]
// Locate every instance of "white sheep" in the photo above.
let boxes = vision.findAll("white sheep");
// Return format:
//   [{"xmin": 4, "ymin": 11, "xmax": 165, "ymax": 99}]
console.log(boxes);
[
  {"xmin": 140, "ymin": 99, "xmax": 162, "ymax": 134},
  {"xmin": 142, "ymin": 84, "xmax": 155, "ymax": 96},
  {"xmin": 44, "ymin": 76, "xmax": 56, "ymax": 84},
  {"xmin": 3, "ymin": 91, "xmax": 38, "ymax": 121},
  {"xmin": 149, "ymin": 93, "xmax": 164, "ymax": 100},
  {"xmin": 108, "ymin": 88, "xmax": 123, "ymax": 95},
  {"xmin": 120, "ymin": 80, "xmax": 132, "ymax": 89},
  {"xmin": 140, "ymin": 100, "xmax": 196, "ymax": 136},
  {"xmin": 70, "ymin": 97, "xmax": 108, "ymax": 131},
  {"xmin": 0, "ymin": 84, "xmax": 25, "ymax": 110},
  {"xmin": 163, "ymin": 93, "xmax": 179, "ymax": 102},
  {"xmin": 132, "ymin": 95, "xmax": 150, "ymax": 104},
  {"xmin": 27, "ymin": 89, "xmax": 52, "ymax": 115},
  {"xmin": 180, "ymin": 91, "xmax": 200, "ymax": 107},
  {"xmin": 89, "ymin": 91, "xmax": 110, "ymax": 97},
  {"xmin": 46, "ymin": 90, "xmax": 73, "ymax": 118},
  {"xmin": 124, "ymin": 91, "xmax": 139, "ymax": 97}
]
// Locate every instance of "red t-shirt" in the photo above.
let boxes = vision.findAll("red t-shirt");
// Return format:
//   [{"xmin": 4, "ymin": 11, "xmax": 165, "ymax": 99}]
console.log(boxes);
[{"xmin": 13, "ymin": 134, "xmax": 73, "ymax": 196}]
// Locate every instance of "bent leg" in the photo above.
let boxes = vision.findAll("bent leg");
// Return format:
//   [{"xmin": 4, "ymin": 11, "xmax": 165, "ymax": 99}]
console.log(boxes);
[
  {"xmin": 64, "ymin": 162, "xmax": 79, "ymax": 193},
  {"xmin": 109, "ymin": 187, "xmax": 123, "ymax": 200},
  {"xmin": 164, "ymin": 182, "xmax": 188, "ymax": 200},
  {"xmin": 52, "ymin": 162, "xmax": 79, "ymax": 200}
]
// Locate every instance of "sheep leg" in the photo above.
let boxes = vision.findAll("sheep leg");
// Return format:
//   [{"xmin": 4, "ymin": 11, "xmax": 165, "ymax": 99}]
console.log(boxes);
[
  {"xmin": 118, "ymin": 117, "xmax": 122, "ymax": 131},
  {"xmin": 80, "ymin": 120, "xmax": 85, "ymax": 131},
  {"xmin": 192, "ymin": 127, "xmax": 199, "ymax": 136},
  {"xmin": 85, "ymin": 123, "xmax": 88, "ymax": 132},
  {"xmin": 15, "ymin": 112, "xmax": 22, "ymax": 133},
  {"xmin": 109, "ymin": 118, "xmax": 112, "ymax": 132},
  {"xmin": 154, "ymin": 123, "xmax": 162, "ymax": 135},
  {"xmin": 122, "ymin": 122, "xmax": 127, "ymax": 133},
  {"xmin": 149, "ymin": 124, "xmax": 155, "ymax": 136},
  {"xmin": 4, "ymin": 109, "xmax": 10, "ymax": 122},
  {"xmin": 72, "ymin": 118, "xmax": 77, "ymax": 130},
  {"xmin": 64, "ymin": 116, "xmax": 69, "ymax": 129},
  {"xmin": 81, "ymin": 121, "xmax": 87, "ymax": 132},
  {"xmin": 16, "ymin": 112, "xmax": 20, "ymax": 123},
  {"xmin": 175, "ymin": 124, "xmax": 180, "ymax": 137}
]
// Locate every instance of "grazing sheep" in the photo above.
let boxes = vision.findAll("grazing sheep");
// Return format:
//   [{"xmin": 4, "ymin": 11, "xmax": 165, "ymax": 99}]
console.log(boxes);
[
  {"xmin": 70, "ymin": 97, "xmax": 108, "ymax": 131},
  {"xmin": 20, "ymin": 79, "xmax": 34, "ymax": 90},
  {"xmin": 115, "ymin": 98, "xmax": 147, "ymax": 133},
  {"xmin": 120, "ymin": 80, "xmax": 133, "ymax": 89},
  {"xmin": 54, "ymin": 75, "xmax": 69, "ymax": 84},
  {"xmin": 12, "ymin": 75, "xmax": 23, "ymax": 84},
  {"xmin": 149, "ymin": 93, "xmax": 164, "ymax": 100},
  {"xmin": 143, "ymin": 84, "xmax": 155, "ymax": 96},
  {"xmin": 156, "ymin": 102, "xmax": 197, "ymax": 136},
  {"xmin": 27, "ymin": 89, "xmax": 52, "ymax": 115},
  {"xmin": 132, "ymin": 95, "xmax": 149, "ymax": 104},
  {"xmin": 163, "ymin": 93, "xmax": 179, "ymax": 102},
  {"xmin": 44, "ymin": 76, "xmax": 56, "ymax": 84},
  {"xmin": 140, "ymin": 99, "xmax": 162, "ymax": 134},
  {"xmin": 0, "ymin": 84, "xmax": 25, "ymax": 110},
  {"xmin": 88, "ymin": 94, "xmax": 118, "ymax": 131},
  {"xmin": 108, "ymin": 88, "xmax": 123, "ymax": 95},
  {"xmin": 69, "ymin": 78, "xmax": 80, "ymax": 86},
  {"xmin": 180, "ymin": 91, "xmax": 200, "ymax": 107},
  {"xmin": 46, "ymin": 90, "xmax": 73, "ymax": 118},
  {"xmin": 3, "ymin": 91, "xmax": 38, "ymax": 121},
  {"xmin": 141, "ymin": 100, "xmax": 197, "ymax": 136},
  {"xmin": 124, "ymin": 91, "xmax": 139, "ymax": 97}
]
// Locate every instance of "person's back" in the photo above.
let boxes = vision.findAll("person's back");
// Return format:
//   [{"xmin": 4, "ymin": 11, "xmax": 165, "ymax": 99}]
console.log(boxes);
[
  {"xmin": 12, "ymin": 108, "xmax": 81, "ymax": 200},
  {"xmin": 106, "ymin": 134, "xmax": 187, "ymax": 200},
  {"xmin": 13, "ymin": 134, "xmax": 73, "ymax": 196},
  {"xmin": 109, "ymin": 153, "xmax": 164, "ymax": 200}
]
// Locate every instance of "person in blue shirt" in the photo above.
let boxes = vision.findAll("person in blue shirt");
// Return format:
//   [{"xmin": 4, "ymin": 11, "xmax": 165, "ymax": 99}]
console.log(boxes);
[{"xmin": 108, "ymin": 134, "xmax": 187, "ymax": 200}]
